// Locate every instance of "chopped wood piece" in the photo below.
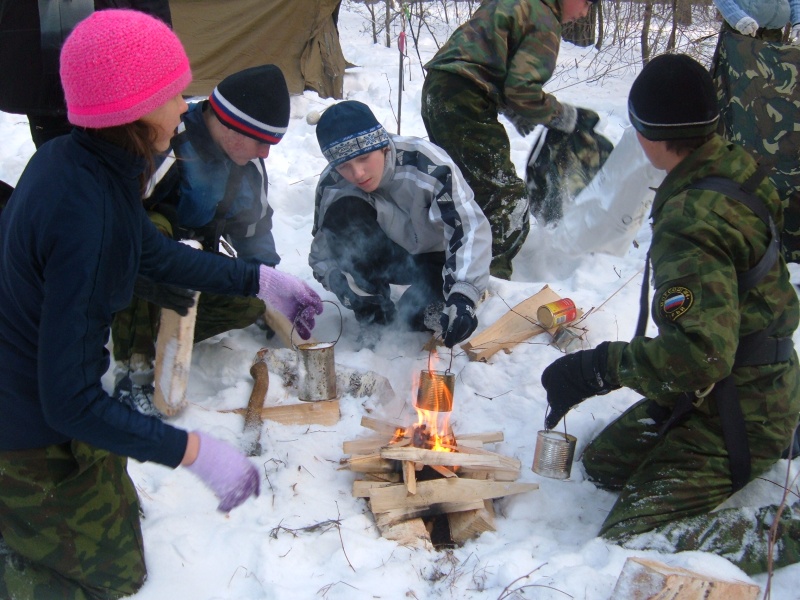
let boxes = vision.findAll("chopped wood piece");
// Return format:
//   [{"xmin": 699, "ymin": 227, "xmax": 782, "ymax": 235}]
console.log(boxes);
[
  {"xmin": 376, "ymin": 517, "xmax": 433, "ymax": 549},
  {"xmin": 353, "ymin": 480, "xmax": 399, "ymax": 497},
  {"xmin": 455, "ymin": 431, "xmax": 504, "ymax": 444},
  {"xmin": 429, "ymin": 465, "xmax": 457, "ymax": 478},
  {"xmin": 447, "ymin": 500, "xmax": 496, "ymax": 543},
  {"xmin": 611, "ymin": 557, "xmax": 760, "ymax": 600},
  {"xmin": 261, "ymin": 399, "xmax": 339, "ymax": 426},
  {"xmin": 461, "ymin": 285, "xmax": 583, "ymax": 362},
  {"xmin": 373, "ymin": 500, "xmax": 485, "ymax": 528},
  {"xmin": 402, "ymin": 461, "xmax": 417, "ymax": 495},
  {"xmin": 380, "ymin": 446, "xmax": 521, "ymax": 471},
  {"xmin": 346, "ymin": 454, "xmax": 396, "ymax": 473},
  {"xmin": 368, "ymin": 478, "xmax": 537, "ymax": 513},
  {"xmin": 360, "ymin": 415, "xmax": 408, "ymax": 435}
]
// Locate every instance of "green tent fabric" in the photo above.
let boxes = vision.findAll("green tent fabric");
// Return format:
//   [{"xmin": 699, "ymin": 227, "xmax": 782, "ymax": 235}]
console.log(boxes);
[
  {"xmin": 526, "ymin": 108, "xmax": 613, "ymax": 225},
  {"xmin": 170, "ymin": 0, "xmax": 346, "ymax": 99}
]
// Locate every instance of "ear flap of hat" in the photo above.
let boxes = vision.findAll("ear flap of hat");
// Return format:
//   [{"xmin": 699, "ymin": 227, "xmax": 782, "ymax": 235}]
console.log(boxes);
[
  {"xmin": 209, "ymin": 64, "xmax": 290, "ymax": 144},
  {"xmin": 628, "ymin": 54, "xmax": 719, "ymax": 141}
]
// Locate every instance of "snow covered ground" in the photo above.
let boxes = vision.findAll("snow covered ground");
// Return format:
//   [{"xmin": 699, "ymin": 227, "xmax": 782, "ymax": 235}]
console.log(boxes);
[{"xmin": 1, "ymin": 3, "xmax": 799, "ymax": 598}]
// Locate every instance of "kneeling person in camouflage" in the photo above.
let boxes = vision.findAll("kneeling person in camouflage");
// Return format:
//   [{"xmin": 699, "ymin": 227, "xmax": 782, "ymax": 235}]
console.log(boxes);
[
  {"xmin": 112, "ymin": 65, "xmax": 291, "ymax": 415},
  {"xmin": 540, "ymin": 54, "xmax": 800, "ymax": 575}
]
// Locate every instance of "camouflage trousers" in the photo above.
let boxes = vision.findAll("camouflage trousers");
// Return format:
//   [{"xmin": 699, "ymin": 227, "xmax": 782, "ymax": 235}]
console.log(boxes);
[
  {"xmin": 421, "ymin": 69, "xmax": 529, "ymax": 280},
  {"xmin": 711, "ymin": 25, "xmax": 800, "ymax": 262},
  {"xmin": 583, "ymin": 398, "xmax": 800, "ymax": 575},
  {"xmin": 112, "ymin": 291, "xmax": 266, "ymax": 364},
  {"xmin": 111, "ymin": 211, "xmax": 266, "ymax": 364},
  {"xmin": 0, "ymin": 441, "xmax": 146, "ymax": 599}
]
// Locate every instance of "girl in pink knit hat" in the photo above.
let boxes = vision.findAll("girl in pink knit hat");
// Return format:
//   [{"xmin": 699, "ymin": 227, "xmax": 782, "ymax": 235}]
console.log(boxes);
[{"xmin": 0, "ymin": 10, "xmax": 321, "ymax": 598}]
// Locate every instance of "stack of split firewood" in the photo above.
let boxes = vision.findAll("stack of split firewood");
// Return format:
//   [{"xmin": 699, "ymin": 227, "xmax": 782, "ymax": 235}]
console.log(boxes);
[{"xmin": 342, "ymin": 416, "xmax": 538, "ymax": 548}]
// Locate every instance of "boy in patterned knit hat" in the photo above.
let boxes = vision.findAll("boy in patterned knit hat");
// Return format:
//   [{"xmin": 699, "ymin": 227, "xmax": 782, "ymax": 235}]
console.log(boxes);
[
  {"xmin": 311, "ymin": 100, "xmax": 491, "ymax": 348},
  {"xmin": 112, "ymin": 64, "xmax": 293, "ymax": 416},
  {"xmin": 539, "ymin": 53, "xmax": 800, "ymax": 574}
]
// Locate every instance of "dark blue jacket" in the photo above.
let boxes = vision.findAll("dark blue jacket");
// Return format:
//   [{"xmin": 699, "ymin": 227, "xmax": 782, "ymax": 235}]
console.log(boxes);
[
  {"xmin": 0, "ymin": 130, "xmax": 260, "ymax": 467},
  {"xmin": 146, "ymin": 101, "xmax": 280, "ymax": 266}
]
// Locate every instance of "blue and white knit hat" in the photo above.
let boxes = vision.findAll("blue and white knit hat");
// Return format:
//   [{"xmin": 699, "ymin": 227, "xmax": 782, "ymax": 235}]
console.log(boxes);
[
  {"xmin": 209, "ymin": 64, "xmax": 289, "ymax": 144},
  {"xmin": 316, "ymin": 101, "xmax": 390, "ymax": 167}
]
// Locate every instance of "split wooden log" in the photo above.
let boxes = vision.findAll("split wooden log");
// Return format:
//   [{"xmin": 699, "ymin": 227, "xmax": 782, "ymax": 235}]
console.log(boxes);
[
  {"xmin": 222, "ymin": 398, "xmax": 340, "ymax": 426},
  {"xmin": 461, "ymin": 285, "xmax": 583, "ymax": 362},
  {"xmin": 447, "ymin": 500, "xmax": 496, "ymax": 544},
  {"xmin": 261, "ymin": 302, "xmax": 319, "ymax": 349},
  {"xmin": 380, "ymin": 446, "xmax": 521, "ymax": 471},
  {"xmin": 611, "ymin": 557, "xmax": 760, "ymax": 600},
  {"xmin": 367, "ymin": 478, "xmax": 537, "ymax": 513},
  {"xmin": 242, "ymin": 350, "xmax": 269, "ymax": 456},
  {"xmin": 345, "ymin": 454, "xmax": 396, "ymax": 473},
  {"xmin": 402, "ymin": 461, "xmax": 417, "ymax": 495},
  {"xmin": 376, "ymin": 517, "xmax": 432, "ymax": 550},
  {"xmin": 373, "ymin": 500, "xmax": 485, "ymax": 528},
  {"xmin": 152, "ymin": 240, "xmax": 203, "ymax": 417}
]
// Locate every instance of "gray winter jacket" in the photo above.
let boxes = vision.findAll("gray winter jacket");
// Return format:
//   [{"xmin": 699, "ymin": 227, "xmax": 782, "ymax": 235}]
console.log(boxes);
[{"xmin": 310, "ymin": 136, "xmax": 491, "ymax": 305}]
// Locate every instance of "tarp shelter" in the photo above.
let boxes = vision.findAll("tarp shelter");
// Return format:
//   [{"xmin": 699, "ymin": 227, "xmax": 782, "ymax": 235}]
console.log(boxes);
[{"xmin": 169, "ymin": 0, "xmax": 346, "ymax": 99}]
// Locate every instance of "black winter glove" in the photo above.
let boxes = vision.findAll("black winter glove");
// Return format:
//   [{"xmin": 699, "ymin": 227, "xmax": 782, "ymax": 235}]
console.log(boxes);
[
  {"xmin": 328, "ymin": 270, "xmax": 396, "ymax": 325},
  {"xmin": 133, "ymin": 276, "xmax": 196, "ymax": 316},
  {"xmin": 540, "ymin": 341, "xmax": 616, "ymax": 429},
  {"xmin": 439, "ymin": 293, "xmax": 478, "ymax": 348}
]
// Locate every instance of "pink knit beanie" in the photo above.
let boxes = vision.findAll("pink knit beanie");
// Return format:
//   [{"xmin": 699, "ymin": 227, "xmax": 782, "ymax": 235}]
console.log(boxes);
[{"xmin": 60, "ymin": 9, "xmax": 192, "ymax": 128}]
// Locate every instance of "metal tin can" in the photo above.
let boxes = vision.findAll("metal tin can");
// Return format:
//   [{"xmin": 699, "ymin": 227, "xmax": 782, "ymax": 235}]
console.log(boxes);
[{"xmin": 537, "ymin": 298, "xmax": 577, "ymax": 329}]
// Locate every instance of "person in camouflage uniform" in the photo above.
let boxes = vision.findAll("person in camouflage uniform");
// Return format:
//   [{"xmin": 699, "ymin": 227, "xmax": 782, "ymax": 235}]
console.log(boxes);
[
  {"xmin": 111, "ymin": 65, "xmax": 291, "ymax": 416},
  {"xmin": 710, "ymin": 0, "xmax": 800, "ymax": 261},
  {"xmin": 540, "ymin": 54, "xmax": 800, "ymax": 575},
  {"xmin": 420, "ymin": 0, "xmax": 595, "ymax": 279}
]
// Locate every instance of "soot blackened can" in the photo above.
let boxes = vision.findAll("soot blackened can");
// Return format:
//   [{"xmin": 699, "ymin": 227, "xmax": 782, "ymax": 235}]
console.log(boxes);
[{"xmin": 537, "ymin": 298, "xmax": 577, "ymax": 329}]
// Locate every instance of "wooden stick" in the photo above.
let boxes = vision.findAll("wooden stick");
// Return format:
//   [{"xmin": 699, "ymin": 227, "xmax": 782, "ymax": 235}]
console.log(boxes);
[
  {"xmin": 242, "ymin": 350, "xmax": 269, "ymax": 456},
  {"xmin": 373, "ymin": 500, "xmax": 485, "ymax": 528},
  {"xmin": 368, "ymin": 478, "xmax": 538, "ymax": 513},
  {"xmin": 380, "ymin": 446, "xmax": 521, "ymax": 471},
  {"xmin": 360, "ymin": 415, "xmax": 407, "ymax": 435},
  {"xmin": 430, "ymin": 464, "xmax": 457, "ymax": 478},
  {"xmin": 402, "ymin": 461, "xmax": 417, "ymax": 495}
]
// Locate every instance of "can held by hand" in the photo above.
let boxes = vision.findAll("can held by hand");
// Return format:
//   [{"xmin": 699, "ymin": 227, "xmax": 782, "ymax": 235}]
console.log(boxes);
[{"xmin": 537, "ymin": 298, "xmax": 577, "ymax": 329}]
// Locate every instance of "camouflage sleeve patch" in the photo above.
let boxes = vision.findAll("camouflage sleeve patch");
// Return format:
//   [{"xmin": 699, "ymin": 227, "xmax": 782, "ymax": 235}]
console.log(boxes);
[{"xmin": 659, "ymin": 286, "xmax": 695, "ymax": 322}]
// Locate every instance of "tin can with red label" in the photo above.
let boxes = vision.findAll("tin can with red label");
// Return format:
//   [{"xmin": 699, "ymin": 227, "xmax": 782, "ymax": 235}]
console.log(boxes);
[{"xmin": 537, "ymin": 298, "xmax": 577, "ymax": 329}]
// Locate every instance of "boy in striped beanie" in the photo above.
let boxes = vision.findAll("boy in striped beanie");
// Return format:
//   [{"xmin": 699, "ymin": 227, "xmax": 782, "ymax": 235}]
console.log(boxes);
[{"xmin": 111, "ymin": 64, "xmax": 292, "ymax": 416}]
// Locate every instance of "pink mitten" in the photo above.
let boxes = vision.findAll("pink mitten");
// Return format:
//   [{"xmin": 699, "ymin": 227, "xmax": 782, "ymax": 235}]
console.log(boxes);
[
  {"xmin": 185, "ymin": 432, "xmax": 260, "ymax": 511},
  {"xmin": 257, "ymin": 266, "xmax": 323, "ymax": 339}
]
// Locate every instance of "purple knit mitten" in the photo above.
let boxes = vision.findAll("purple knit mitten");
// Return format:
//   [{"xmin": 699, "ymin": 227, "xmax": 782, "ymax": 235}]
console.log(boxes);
[
  {"xmin": 185, "ymin": 432, "xmax": 260, "ymax": 512},
  {"xmin": 257, "ymin": 266, "xmax": 323, "ymax": 339}
]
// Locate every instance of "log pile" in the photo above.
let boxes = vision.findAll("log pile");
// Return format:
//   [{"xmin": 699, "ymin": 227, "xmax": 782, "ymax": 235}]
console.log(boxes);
[{"xmin": 342, "ymin": 416, "xmax": 538, "ymax": 547}]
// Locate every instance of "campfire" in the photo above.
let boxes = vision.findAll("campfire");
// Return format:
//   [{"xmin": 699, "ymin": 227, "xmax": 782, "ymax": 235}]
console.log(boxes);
[{"xmin": 342, "ymin": 362, "xmax": 538, "ymax": 548}]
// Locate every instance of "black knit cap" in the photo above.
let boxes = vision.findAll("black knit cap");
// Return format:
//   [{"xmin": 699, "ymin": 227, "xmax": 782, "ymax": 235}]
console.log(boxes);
[
  {"xmin": 209, "ymin": 64, "xmax": 290, "ymax": 144},
  {"xmin": 628, "ymin": 54, "xmax": 719, "ymax": 141}
]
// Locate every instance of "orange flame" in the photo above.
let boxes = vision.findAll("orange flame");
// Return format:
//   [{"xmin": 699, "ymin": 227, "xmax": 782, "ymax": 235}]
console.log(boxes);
[{"xmin": 411, "ymin": 351, "xmax": 456, "ymax": 452}]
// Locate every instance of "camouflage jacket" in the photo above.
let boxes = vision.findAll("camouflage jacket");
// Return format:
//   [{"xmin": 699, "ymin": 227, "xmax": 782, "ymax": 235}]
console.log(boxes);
[
  {"xmin": 606, "ymin": 135, "xmax": 799, "ymax": 413},
  {"xmin": 424, "ymin": 0, "xmax": 565, "ymax": 125}
]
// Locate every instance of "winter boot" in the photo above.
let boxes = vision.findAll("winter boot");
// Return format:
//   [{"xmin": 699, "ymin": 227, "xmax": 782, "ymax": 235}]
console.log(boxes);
[{"xmin": 113, "ymin": 354, "xmax": 161, "ymax": 417}]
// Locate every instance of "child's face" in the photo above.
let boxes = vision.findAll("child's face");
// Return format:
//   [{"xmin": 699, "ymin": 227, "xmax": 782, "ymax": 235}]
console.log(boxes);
[
  {"xmin": 335, "ymin": 149, "xmax": 386, "ymax": 193},
  {"xmin": 636, "ymin": 131, "xmax": 680, "ymax": 172},
  {"xmin": 141, "ymin": 94, "xmax": 188, "ymax": 152},
  {"xmin": 561, "ymin": 0, "xmax": 593, "ymax": 23}
]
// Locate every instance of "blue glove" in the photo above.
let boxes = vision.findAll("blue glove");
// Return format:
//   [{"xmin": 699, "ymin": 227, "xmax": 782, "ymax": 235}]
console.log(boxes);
[{"xmin": 439, "ymin": 293, "xmax": 477, "ymax": 348}]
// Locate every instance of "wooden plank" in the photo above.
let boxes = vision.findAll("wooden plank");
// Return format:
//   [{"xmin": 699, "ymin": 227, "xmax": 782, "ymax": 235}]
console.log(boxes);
[
  {"xmin": 430, "ymin": 465, "xmax": 457, "ymax": 478},
  {"xmin": 261, "ymin": 302, "xmax": 319, "ymax": 349},
  {"xmin": 373, "ymin": 500, "xmax": 484, "ymax": 528},
  {"xmin": 611, "ymin": 557, "xmax": 760, "ymax": 600},
  {"xmin": 380, "ymin": 446, "xmax": 521, "ymax": 471},
  {"xmin": 447, "ymin": 500, "xmax": 496, "ymax": 543},
  {"xmin": 456, "ymin": 431, "xmax": 505, "ymax": 444},
  {"xmin": 368, "ymin": 478, "xmax": 538, "ymax": 513},
  {"xmin": 343, "ymin": 435, "xmax": 394, "ymax": 455},
  {"xmin": 376, "ymin": 517, "xmax": 432, "ymax": 550},
  {"xmin": 261, "ymin": 399, "xmax": 339, "ymax": 426},
  {"xmin": 461, "ymin": 285, "xmax": 583, "ymax": 362},
  {"xmin": 346, "ymin": 454, "xmax": 396, "ymax": 474},
  {"xmin": 460, "ymin": 467, "xmax": 519, "ymax": 481},
  {"xmin": 360, "ymin": 415, "xmax": 407, "ymax": 435},
  {"xmin": 402, "ymin": 461, "xmax": 417, "ymax": 495},
  {"xmin": 353, "ymin": 480, "xmax": 399, "ymax": 498}
]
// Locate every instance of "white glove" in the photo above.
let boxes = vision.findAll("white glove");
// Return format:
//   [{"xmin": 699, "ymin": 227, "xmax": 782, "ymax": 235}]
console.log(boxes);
[
  {"xmin": 791, "ymin": 23, "xmax": 800, "ymax": 45},
  {"xmin": 734, "ymin": 16, "xmax": 758, "ymax": 37}
]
